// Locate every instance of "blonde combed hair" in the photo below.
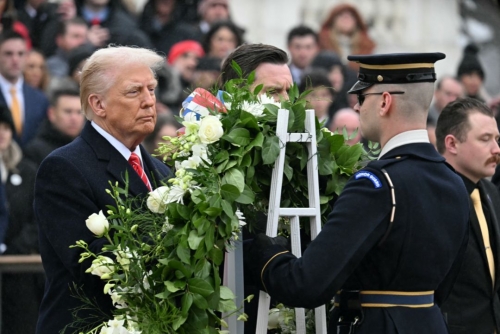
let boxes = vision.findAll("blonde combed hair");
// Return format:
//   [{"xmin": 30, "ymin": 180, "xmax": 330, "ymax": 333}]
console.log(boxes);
[{"xmin": 79, "ymin": 46, "xmax": 165, "ymax": 120}]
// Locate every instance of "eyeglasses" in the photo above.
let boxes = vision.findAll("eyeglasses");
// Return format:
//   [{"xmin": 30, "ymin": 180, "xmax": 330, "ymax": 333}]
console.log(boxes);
[{"xmin": 356, "ymin": 91, "xmax": 405, "ymax": 106}]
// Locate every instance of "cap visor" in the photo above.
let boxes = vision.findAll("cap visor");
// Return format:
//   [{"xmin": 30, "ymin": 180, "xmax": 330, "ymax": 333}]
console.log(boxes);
[{"xmin": 347, "ymin": 81, "xmax": 373, "ymax": 94}]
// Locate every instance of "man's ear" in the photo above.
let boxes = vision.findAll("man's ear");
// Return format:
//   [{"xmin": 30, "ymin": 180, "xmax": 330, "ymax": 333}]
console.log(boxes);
[
  {"xmin": 444, "ymin": 134, "xmax": 459, "ymax": 154},
  {"xmin": 47, "ymin": 106, "xmax": 55, "ymax": 123},
  {"xmin": 379, "ymin": 92, "xmax": 393, "ymax": 116},
  {"xmin": 88, "ymin": 94, "xmax": 105, "ymax": 117}
]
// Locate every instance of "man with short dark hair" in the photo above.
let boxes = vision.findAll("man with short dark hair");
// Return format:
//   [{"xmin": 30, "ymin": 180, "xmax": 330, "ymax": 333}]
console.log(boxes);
[
  {"xmin": 286, "ymin": 25, "xmax": 319, "ymax": 85},
  {"xmin": 245, "ymin": 53, "xmax": 470, "ymax": 333},
  {"xmin": 46, "ymin": 17, "xmax": 91, "ymax": 78},
  {"xmin": 436, "ymin": 97, "xmax": 500, "ymax": 334},
  {"xmin": 221, "ymin": 43, "xmax": 292, "ymax": 100},
  {"xmin": 427, "ymin": 75, "xmax": 463, "ymax": 125},
  {"xmin": 24, "ymin": 86, "xmax": 84, "ymax": 166},
  {"xmin": 0, "ymin": 31, "xmax": 48, "ymax": 146}
]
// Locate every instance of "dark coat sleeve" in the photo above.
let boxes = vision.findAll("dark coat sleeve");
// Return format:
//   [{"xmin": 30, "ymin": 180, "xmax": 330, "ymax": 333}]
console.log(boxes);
[{"xmin": 253, "ymin": 167, "xmax": 392, "ymax": 309}]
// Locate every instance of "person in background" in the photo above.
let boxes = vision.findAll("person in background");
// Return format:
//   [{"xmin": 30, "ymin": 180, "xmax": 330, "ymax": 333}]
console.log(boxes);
[
  {"xmin": 34, "ymin": 45, "xmax": 172, "ymax": 334},
  {"xmin": 310, "ymin": 50, "xmax": 357, "ymax": 118},
  {"xmin": 298, "ymin": 69, "xmax": 334, "ymax": 125},
  {"xmin": 286, "ymin": 25, "xmax": 319, "ymax": 85},
  {"xmin": 75, "ymin": 0, "xmax": 151, "ymax": 48},
  {"xmin": 24, "ymin": 85, "xmax": 83, "ymax": 166},
  {"xmin": 166, "ymin": 39, "xmax": 205, "ymax": 111},
  {"xmin": 318, "ymin": 3, "xmax": 375, "ymax": 69},
  {"xmin": 46, "ymin": 17, "xmax": 90, "ymax": 78},
  {"xmin": 193, "ymin": 56, "xmax": 222, "ymax": 90},
  {"xmin": 436, "ymin": 97, "xmax": 500, "ymax": 334},
  {"xmin": 427, "ymin": 75, "xmax": 463, "ymax": 125},
  {"xmin": 23, "ymin": 48, "xmax": 49, "ymax": 92},
  {"xmin": 0, "ymin": 104, "xmax": 43, "ymax": 334},
  {"xmin": 244, "ymin": 53, "xmax": 469, "ymax": 334},
  {"xmin": 457, "ymin": 44, "xmax": 489, "ymax": 103},
  {"xmin": 329, "ymin": 107, "xmax": 362, "ymax": 145},
  {"xmin": 221, "ymin": 43, "xmax": 291, "ymax": 101},
  {"xmin": 203, "ymin": 20, "xmax": 243, "ymax": 61},
  {"xmin": 0, "ymin": 31, "xmax": 48, "ymax": 146},
  {"xmin": 168, "ymin": 39, "xmax": 205, "ymax": 92},
  {"xmin": 196, "ymin": 0, "xmax": 230, "ymax": 35},
  {"xmin": 0, "ymin": 0, "xmax": 32, "ymax": 48},
  {"xmin": 139, "ymin": 0, "xmax": 199, "ymax": 55},
  {"xmin": 142, "ymin": 112, "xmax": 181, "ymax": 155}
]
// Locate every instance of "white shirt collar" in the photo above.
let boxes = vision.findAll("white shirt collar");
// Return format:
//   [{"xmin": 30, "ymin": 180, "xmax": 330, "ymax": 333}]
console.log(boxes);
[
  {"xmin": 378, "ymin": 129, "xmax": 430, "ymax": 159},
  {"xmin": 0, "ymin": 74, "xmax": 23, "ymax": 92},
  {"xmin": 91, "ymin": 121, "xmax": 144, "ymax": 166}
]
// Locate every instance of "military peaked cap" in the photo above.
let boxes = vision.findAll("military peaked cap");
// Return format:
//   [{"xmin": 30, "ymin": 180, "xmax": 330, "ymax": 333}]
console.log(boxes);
[{"xmin": 347, "ymin": 52, "xmax": 446, "ymax": 93}]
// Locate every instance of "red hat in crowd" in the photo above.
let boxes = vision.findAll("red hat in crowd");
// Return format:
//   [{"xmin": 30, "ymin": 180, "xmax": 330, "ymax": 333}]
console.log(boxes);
[{"xmin": 168, "ymin": 40, "xmax": 205, "ymax": 65}]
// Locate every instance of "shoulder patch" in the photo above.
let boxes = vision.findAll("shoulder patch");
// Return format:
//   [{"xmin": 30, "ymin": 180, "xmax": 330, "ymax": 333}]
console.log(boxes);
[{"xmin": 354, "ymin": 171, "xmax": 382, "ymax": 188}]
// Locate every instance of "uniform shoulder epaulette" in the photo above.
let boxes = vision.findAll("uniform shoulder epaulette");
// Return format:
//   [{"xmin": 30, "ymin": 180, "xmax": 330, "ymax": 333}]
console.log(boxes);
[{"xmin": 367, "ymin": 155, "xmax": 409, "ymax": 170}]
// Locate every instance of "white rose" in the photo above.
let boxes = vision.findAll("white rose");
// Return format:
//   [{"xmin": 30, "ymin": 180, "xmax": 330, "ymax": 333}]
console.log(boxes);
[
  {"xmin": 87, "ymin": 256, "xmax": 115, "ymax": 278},
  {"xmin": 86, "ymin": 210, "xmax": 109, "ymax": 236},
  {"xmin": 146, "ymin": 186, "xmax": 169, "ymax": 213},
  {"xmin": 198, "ymin": 115, "xmax": 224, "ymax": 144}
]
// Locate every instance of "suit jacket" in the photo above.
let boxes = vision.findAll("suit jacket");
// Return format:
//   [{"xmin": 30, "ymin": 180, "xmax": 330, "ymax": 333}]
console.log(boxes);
[
  {"xmin": 35, "ymin": 122, "xmax": 171, "ymax": 334},
  {"xmin": 0, "ymin": 83, "xmax": 49, "ymax": 147},
  {"xmin": 441, "ymin": 178, "xmax": 500, "ymax": 334},
  {"xmin": 250, "ymin": 143, "xmax": 469, "ymax": 334}
]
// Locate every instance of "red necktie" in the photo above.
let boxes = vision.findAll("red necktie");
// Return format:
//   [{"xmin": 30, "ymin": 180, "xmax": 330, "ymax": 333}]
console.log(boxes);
[
  {"xmin": 91, "ymin": 17, "xmax": 101, "ymax": 26},
  {"xmin": 128, "ymin": 153, "xmax": 151, "ymax": 191}
]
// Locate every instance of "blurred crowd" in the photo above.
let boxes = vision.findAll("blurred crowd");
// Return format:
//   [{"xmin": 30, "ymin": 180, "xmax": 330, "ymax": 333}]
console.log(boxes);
[{"xmin": 0, "ymin": 0, "xmax": 498, "ymax": 332}]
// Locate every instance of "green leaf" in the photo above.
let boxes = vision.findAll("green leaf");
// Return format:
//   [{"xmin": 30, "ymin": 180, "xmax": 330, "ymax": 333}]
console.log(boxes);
[
  {"xmin": 194, "ymin": 259, "xmax": 211, "ymax": 279},
  {"xmin": 205, "ymin": 224, "xmax": 215, "ymax": 251},
  {"xmin": 219, "ymin": 286, "xmax": 236, "ymax": 300},
  {"xmin": 172, "ymin": 315, "xmax": 187, "ymax": 330},
  {"xmin": 247, "ymin": 132, "xmax": 264, "ymax": 151},
  {"xmin": 188, "ymin": 277, "xmax": 214, "ymax": 297},
  {"xmin": 218, "ymin": 299, "xmax": 237, "ymax": 313},
  {"xmin": 192, "ymin": 292, "xmax": 209, "ymax": 309},
  {"xmin": 186, "ymin": 305, "xmax": 209, "ymax": 329},
  {"xmin": 240, "ymin": 111, "xmax": 260, "ymax": 131},
  {"xmin": 220, "ymin": 184, "xmax": 240, "ymax": 202},
  {"xmin": 253, "ymin": 83, "xmax": 263, "ymax": 95},
  {"xmin": 283, "ymin": 158, "xmax": 293, "ymax": 181},
  {"xmin": 231, "ymin": 60, "xmax": 242, "ymax": 77},
  {"xmin": 222, "ymin": 128, "xmax": 251, "ymax": 147},
  {"xmin": 181, "ymin": 292, "xmax": 193, "ymax": 316},
  {"xmin": 204, "ymin": 207, "xmax": 222, "ymax": 217},
  {"xmin": 209, "ymin": 247, "xmax": 223, "ymax": 265},
  {"xmin": 165, "ymin": 280, "xmax": 182, "ymax": 293},
  {"xmin": 247, "ymin": 70, "xmax": 256, "ymax": 85},
  {"xmin": 188, "ymin": 230, "xmax": 204, "ymax": 250},
  {"xmin": 155, "ymin": 290, "xmax": 170, "ymax": 299},
  {"xmin": 213, "ymin": 150, "xmax": 229, "ymax": 163},
  {"xmin": 221, "ymin": 168, "xmax": 245, "ymax": 192},
  {"xmin": 221, "ymin": 200, "xmax": 234, "ymax": 217},
  {"xmin": 177, "ymin": 245, "xmax": 191, "ymax": 265},
  {"xmin": 262, "ymin": 136, "xmax": 280, "ymax": 165},
  {"xmin": 329, "ymin": 134, "xmax": 346, "ymax": 154},
  {"xmin": 235, "ymin": 184, "xmax": 255, "ymax": 204}
]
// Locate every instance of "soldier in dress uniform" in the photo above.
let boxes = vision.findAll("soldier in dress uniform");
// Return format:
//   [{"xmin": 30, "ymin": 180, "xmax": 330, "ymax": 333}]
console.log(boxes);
[{"xmin": 245, "ymin": 53, "xmax": 470, "ymax": 333}]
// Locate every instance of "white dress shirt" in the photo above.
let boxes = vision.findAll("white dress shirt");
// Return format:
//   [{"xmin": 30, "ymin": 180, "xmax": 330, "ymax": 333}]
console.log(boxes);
[{"xmin": 378, "ymin": 129, "xmax": 430, "ymax": 159}]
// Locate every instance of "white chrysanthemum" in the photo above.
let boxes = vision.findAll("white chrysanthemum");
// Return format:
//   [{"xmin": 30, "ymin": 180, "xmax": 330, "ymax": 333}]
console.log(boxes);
[
  {"xmin": 165, "ymin": 185, "xmax": 186, "ymax": 204},
  {"xmin": 241, "ymin": 101, "xmax": 265, "ymax": 117},
  {"xmin": 259, "ymin": 94, "xmax": 281, "ymax": 107},
  {"xmin": 235, "ymin": 209, "xmax": 246, "ymax": 227}
]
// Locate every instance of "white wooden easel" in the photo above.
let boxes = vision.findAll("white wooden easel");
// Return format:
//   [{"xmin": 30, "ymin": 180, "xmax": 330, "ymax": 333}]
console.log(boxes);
[{"xmin": 225, "ymin": 109, "xmax": 327, "ymax": 334}]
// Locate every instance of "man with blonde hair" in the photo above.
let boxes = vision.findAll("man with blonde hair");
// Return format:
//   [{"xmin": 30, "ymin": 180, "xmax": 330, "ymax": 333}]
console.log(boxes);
[{"xmin": 34, "ymin": 46, "xmax": 172, "ymax": 334}]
